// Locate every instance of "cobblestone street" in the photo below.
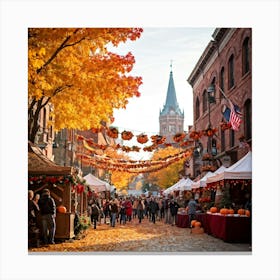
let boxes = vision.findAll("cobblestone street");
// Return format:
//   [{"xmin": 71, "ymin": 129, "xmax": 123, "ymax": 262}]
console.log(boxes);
[{"xmin": 29, "ymin": 217, "xmax": 251, "ymax": 253}]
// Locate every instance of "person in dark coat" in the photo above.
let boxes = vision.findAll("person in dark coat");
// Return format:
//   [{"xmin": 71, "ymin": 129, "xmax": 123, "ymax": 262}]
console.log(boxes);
[
  {"xmin": 187, "ymin": 197, "xmax": 198, "ymax": 228},
  {"xmin": 38, "ymin": 189, "xmax": 56, "ymax": 245},
  {"xmin": 91, "ymin": 202, "xmax": 100, "ymax": 229},
  {"xmin": 149, "ymin": 197, "xmax": 159, "ymax": 224},
  {"xmin": 169, "ymin": 199, "xmax": 180, "ymax": 226}
]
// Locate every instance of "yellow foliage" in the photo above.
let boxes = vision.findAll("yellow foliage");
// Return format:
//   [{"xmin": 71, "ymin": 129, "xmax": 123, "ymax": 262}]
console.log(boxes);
[
  {"xmin": 28, "ymin": 28, "xmax": 143, "ymax": 139},
  {"xmin": 147, "ymin": 146, "xmax": 185, "ymax": 189}
]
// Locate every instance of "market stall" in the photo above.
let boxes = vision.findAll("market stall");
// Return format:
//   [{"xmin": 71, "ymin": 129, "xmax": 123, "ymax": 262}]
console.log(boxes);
[
  {"xmin": 28, "ymin": 141, "xmax": 85, "ymax": 240},
  {"xmin": 206, "ymin": 151, "xmax": 252, "ymax": 184},
  {"xmin": 203, "ymin": 213, "xmax": 251, "ymax": 243},
  {"xmin": 191, "ymin": 171, "xmax": 215, "ymax": 189}
]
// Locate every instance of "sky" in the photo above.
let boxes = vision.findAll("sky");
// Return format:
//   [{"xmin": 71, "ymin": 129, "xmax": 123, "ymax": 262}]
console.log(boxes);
[{"xmin": 111, "ymin": 27, "xmax": 215, "ymax": 135}]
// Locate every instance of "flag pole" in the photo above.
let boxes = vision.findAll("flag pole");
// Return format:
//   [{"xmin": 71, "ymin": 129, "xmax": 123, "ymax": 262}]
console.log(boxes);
[{"xmin": 216, "ymin": 85, "xmax": 230, "ymax": 102}]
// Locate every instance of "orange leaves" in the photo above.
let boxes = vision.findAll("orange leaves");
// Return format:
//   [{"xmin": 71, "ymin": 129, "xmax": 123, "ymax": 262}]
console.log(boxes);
[{"xmin": 28, "ymin": 28, "xmax": 143, "ymax": 137}]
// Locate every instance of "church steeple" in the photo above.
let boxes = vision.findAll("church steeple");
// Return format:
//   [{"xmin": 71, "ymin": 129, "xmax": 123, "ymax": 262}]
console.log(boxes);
[
  {"xmin": 160, "ymin": 68, "xmax": 183, "ymax": 117},
  {"xmin": 159, "ymin": 65, "xmax": 184, "ymax": 143}
]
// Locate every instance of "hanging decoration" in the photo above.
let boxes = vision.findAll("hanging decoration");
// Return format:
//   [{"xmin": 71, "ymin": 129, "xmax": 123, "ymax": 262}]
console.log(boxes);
[
  {"xmin": 76, "ymin": 148, "xmax": 193, "ymax": 174},
  {"xmin": 121, "ymin": 130, "xmax": 134, "ymax": 140},
  {"xmin": 136, "ymin": 134, "xmax": 149, "ymax": 144}
]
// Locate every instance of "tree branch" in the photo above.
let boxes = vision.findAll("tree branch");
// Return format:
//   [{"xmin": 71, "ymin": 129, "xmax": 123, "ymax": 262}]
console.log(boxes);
[{"xmin": 36, "ymin": 29, "xmax": 85, "ymax": 74}]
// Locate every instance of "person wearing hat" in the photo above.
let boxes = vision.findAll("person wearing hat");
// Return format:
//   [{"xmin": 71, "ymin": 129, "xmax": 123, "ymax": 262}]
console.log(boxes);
[{"xmin": 38, "ymin": 189, "xmax": 56, "ymax": 245}]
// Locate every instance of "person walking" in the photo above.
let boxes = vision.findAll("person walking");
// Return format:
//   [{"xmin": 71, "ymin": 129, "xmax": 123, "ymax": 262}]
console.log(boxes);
[
  {"xmin": 91, "ymin": 202, "xmax": 100, "ymax": 229},
  {"xmin": 137, "ymin": 198, "xmax": 145, "ymax": 223},
  {"xmin": 164, "ymin": 196, "xmax": 171, "ymax": 224},
  {"xmin": 110, "ymin": 199, "xmax": 118, "ymax": 227},
  {"xmin": 125, "ymin": 197, "xmax": 133, "ymax": 222},
  {"xmin": 187, "ymin": 197, "xmax": 198, "ymax": 228},
  {"xmin": 38, "ymin": 189, "xmax": 56, "ymax": 245},
  {"xmin": 119, "ymin": 202, "xmax": 126, "ymax": 225},
  {"xmin": 170, "ymin": 198, "xmax": 180, "ymax": 226},
  {"xmin": 149, "ymin": 197, "xmax": 159, "ymax": 224}
]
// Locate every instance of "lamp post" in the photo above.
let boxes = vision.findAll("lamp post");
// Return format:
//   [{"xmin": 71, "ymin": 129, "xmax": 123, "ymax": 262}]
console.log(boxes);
[{"xmin": 206, "ymin": 84, "xmax": 216, "ymax": 156}]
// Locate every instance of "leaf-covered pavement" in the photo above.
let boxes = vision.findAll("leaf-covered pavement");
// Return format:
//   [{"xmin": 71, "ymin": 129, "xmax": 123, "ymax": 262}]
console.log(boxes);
[{"xmin": 29, "ymin": 217, "xmax": 251, "ymax": 253}]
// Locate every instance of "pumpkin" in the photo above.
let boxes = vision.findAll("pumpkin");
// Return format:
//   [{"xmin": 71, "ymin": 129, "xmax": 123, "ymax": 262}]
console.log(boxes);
[
  {"xmin": 210, "ymin": 207, "xmax": 218, "ymax": 213},
  {"xmin": 228, "ymin": 209, "xmax": 235, "ymax": 214},
  {"xmin": 194, "ymin": 221, "xmax": 201, "ymax": 228},
  {"xmin": 237, "ymin": 208, "xmax": 245, "ymax": 215},
  {"xmin": 191, "ymin": 220, "xmax": 197, "ymax": 227},
  {"xmin": 57, "ymin": 205, "xmax": 67, "ymax": 213},
  {"xmin": 220, "ymin": 208, "xmax": 229, "ymax": 215},
  {"xmin": 192, "ymin": 227, "xmax": 204, "ymax": 234},
  {"xmin": 245, "ymin": 210, "xmax": 250, "ymax": 217}
]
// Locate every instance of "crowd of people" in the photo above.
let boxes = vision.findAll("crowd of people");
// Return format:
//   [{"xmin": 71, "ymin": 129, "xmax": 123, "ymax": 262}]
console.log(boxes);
[
  {"xmin": 28, "ymin": 188, "xmax": 56, "ymax": 247},
  {"xmin": 87, "ymin": 195, "xmax": 200, "ymax": 229},
  {"xmin": 28, "ymin": 187, "xmax": 202, "ymax": 248}
]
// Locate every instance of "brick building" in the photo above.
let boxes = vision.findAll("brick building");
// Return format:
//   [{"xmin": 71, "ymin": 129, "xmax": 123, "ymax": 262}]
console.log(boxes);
[
  {"xmin": 187, "ymin": 28, "xmax": 252, "ymax": 178},
  {"xmin": 34, "ymin": 102, "xmax": 55, "ymax": 160}
]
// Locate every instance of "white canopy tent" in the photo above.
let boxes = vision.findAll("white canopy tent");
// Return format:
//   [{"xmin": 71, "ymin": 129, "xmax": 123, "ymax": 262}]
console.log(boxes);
[
  {"xmin": 83, "ymin": 173, "xmax": 111, "ymax": 192},
  {"xmin": 178, "ymin": 178, "xmax": 194, "ymax": 191},
  {"xmin": 191, "ymin": 171, "xmax": 215, "ymax": 189},
  {"xmin": 163, "ymin": 178, "xmax": 185, "ymax": 195},
  {"xmin": 206, "ymin": 151, "xmax": 252, "ymax": 184}
]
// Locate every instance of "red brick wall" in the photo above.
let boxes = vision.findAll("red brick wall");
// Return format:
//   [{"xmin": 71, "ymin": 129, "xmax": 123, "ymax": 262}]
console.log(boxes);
[{"xmin": 190, "ymin": 28, "xmax": 252, "ymax": 176}]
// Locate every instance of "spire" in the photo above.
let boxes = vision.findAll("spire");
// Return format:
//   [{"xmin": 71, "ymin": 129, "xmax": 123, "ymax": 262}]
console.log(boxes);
[{"xmin": 160, "ymin": 66, "xmax": 183, "ymax": 116}]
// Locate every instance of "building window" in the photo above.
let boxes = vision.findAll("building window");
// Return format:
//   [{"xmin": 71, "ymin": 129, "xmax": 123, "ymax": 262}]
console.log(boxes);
[
  {"xmin": 228, "ymin": 54, "xmax": 235, "ymax": 89},
  {"xmin": 202, "ymin": 90, "xmax": 207, "ymax": 113},
  {"xmin": 220, "ymin": 67, "xmax": 225, "ymax": 100},
  {"xmin": 43, "ymin": 108, "xmax": 47, "ymax": 131},
  {"xmin": 195, "ymin": 97, "xmax": 200, "ymax": 120},
  {"xmin": 242, "ymin": 37, "xmax": 250, "ymax": 75},
  {"xmin": 244, "ymin": 99, "xmax": 252, "ymax": 140},
  {"xmin": 221, "ymin": 128, "xmax": 225, "ymax": 152},
  {"xmin": 230, "ymin": 129, "xmax": 235, "ymax": 147}
]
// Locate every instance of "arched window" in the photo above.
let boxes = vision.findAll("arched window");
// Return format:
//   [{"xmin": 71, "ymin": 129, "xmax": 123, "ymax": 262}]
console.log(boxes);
[
  {"xmin": 221, "ymin": 127, "xmax": 225, "ymax": 152},
  {"xmin": 43, "ymin": 107, "xmax": 47, "ymax": 131},
  {"xmin": 244, "ymin": 99, "xmax": 252, "ymax": 140},
  {"xmin": 195, "ymin": 97, "xmax": 200, "ymax": 120},
  {"xmin": 228, "ymin": 54, "xmax": 235, "ymax": 89},
  {"xmin": 220, "ymin": 67, "xmax": 225, "ymax": 100},
  {"xmin": 202, "ymin": 90, "xmax": 207, "ymax": 113},
  {"xmin": 230, "ymin": 129, "xmax": 235, "ymax": 147},
  {"xmin": 242, "ymin": 37, "xmax": 250, "ymax": 75}
]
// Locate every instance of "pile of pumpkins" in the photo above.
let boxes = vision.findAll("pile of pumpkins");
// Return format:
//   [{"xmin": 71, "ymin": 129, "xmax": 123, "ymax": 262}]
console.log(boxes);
[
  {"xmin": 190, "ymin": 220, "xmax": 204, "ymax": 234},
  {"xmin": 209, "ymin": 206, "xmax": 250, "ymax": 217}
]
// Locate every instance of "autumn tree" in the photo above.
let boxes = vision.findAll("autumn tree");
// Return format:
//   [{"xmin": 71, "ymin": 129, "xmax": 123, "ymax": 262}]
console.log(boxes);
[
  {"xmin": 28, "ymin": 28, "xmax": 143, "ymax": 143},
  {"xmin": 103, "ymin": 148, "xmax": 135, "ymax": 193},
  {"xmin": 147, "ymin": 146, "xmax": 185, "ymax": 190}
]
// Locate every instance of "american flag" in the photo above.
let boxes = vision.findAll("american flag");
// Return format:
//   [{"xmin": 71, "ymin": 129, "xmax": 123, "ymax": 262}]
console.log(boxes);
[{"xmin": 229, "ymin": 101, "xmax": 242, "ymax": 131}]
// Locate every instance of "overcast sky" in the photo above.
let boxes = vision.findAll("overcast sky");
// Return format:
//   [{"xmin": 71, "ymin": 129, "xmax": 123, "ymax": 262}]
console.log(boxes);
[{"xmin": 111, "ymin": 27, "xmax": 215, "ymax": 135}]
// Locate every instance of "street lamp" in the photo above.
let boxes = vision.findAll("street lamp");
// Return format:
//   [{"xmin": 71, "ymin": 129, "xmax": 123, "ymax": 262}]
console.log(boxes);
[{"xmin": 206, "ymin": 84, "xmax": 216, "ymax": 155}]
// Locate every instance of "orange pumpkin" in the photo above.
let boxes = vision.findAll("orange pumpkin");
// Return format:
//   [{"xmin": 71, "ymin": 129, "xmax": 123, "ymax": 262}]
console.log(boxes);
[
  {"xmin": 191, "ymin": 220, "xmax": 197, "ymax": 227},
  {"xmin": 220, "ymin": 208, "xmax": 229, "ymax": 215},
  {"xmin": 57, "ymin": 205, "xmax": 67, "ymax": 213},
  {"xmin": 210, "ymin": 207, "xmax": 218, "ymax": 213},
  {"xmin": 237, "ymin": 208, "xmax": 245, "ymax": 215},
  {"xmin": 194, "ymin": 221, "xmax": 201, "ymax": 228},
  {"xmin": 245, "ymin": 210, "xmax": 250, "ymax": 217},
  {"xmin": 228, "ymin": 209, "xmax": 235, "ymax": 214}
]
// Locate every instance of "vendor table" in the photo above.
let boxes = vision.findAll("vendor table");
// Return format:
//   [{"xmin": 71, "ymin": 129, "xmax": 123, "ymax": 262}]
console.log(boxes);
[
  {"xmin": 176, "ymin": 213, "xmax": 189, "ymax": 228},
  {"xmin": 205, "ymin": 213, "xmax": 251, "ymax": 243},
  {"xmin": 176, "ymin": 213, "xmax": 251, "ymax": 243}
]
